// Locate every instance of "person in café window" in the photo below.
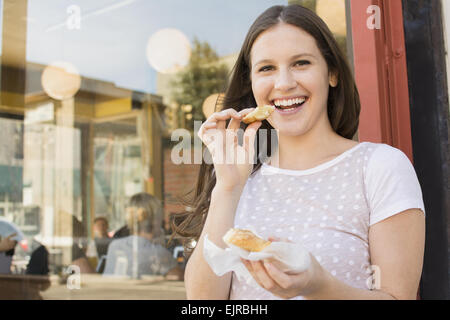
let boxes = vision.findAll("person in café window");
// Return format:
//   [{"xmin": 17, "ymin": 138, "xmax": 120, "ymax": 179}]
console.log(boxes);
[
  {"xmin": 103, "ymin": 192, "xmax": 183, "ymax": 280},
  {"xmin": 92, "ymin": 216, "xmax": 112, "ymax": 258},
  {"xmin": 70, "ymin": 214, "xmax": 96, "ymax": 274}
]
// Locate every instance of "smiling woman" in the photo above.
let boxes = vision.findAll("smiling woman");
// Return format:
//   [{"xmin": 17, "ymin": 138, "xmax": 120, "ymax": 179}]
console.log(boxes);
[
  {"xmin": 250, "ymin": 23, "xmax": 335, "ymax": 138},
  {"xmin": 174, "ymin": 4, "xmax": 425, "ymax": 301},
  {"xmin": 0, "ymin": 0, "xmax": 434, "ymax": 302}
]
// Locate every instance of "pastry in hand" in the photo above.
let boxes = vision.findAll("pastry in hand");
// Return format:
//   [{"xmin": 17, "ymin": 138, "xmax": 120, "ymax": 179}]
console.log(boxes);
[
  {"xmin": 242, "ymin": 105, "xmax": 275, "ymax": 124},
  {"xmin": 223, "ymin": 228, "xmax": 271, "ymax": 252}
]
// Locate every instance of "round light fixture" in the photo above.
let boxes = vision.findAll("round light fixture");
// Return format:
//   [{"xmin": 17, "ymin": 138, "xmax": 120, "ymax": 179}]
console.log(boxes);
[
  {"xmin": 146, "ymin": 28, "xmax": 191, "ymax": 74},
  {"xmin": 202, "ymin": 93, "xmax": 224, "ymax": 118},
  {"xmin": 41, "ymin": 61, "xmax": 81, "ymax": 100}
]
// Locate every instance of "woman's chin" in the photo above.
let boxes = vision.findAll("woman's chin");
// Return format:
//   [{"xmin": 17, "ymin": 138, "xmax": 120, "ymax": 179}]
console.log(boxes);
[
  {"xmin": 281, "ymin": 130, "xmax": 306, "ymax": 137},
  {"xmin": 267, "ymin": 121, "xmax": 302, "ymax": 135}
]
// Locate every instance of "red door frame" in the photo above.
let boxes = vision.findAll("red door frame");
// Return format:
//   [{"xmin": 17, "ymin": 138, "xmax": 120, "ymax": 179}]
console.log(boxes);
[
  {"xmin": 350, "ymin": 0, "xmax": 413, "ymax": 162},
  {"xmin": 350, "ymin": 0, "xmax": 420, "ymax": 299}
]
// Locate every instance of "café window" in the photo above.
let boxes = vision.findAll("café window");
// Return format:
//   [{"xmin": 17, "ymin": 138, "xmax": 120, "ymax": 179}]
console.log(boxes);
[{"xmin": 0, "ymin": 0, "xmax": 350, "ymax": 299}]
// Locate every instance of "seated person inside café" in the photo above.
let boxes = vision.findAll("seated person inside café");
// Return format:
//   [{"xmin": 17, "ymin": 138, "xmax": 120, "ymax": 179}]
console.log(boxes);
[
  {"xmin": 71, "ymin": 215, "xmax": 95, "ymax": 274},
  {"xmin": 93, "ymin": 216, "xmax": 112, "ymax": 258},
  {"xmin": 103, "ymin": 192, "xmax": 183, "ymax": 280}
]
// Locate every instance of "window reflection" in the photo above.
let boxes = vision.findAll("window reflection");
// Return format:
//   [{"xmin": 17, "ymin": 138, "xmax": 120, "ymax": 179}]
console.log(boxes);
[
  {"xmin": 102, "ymin": 193, "xmax": 181, "ymax": 279},
  {"xmin": 0, "ymin": 0, "xmax": 350, "ymax": 299}
]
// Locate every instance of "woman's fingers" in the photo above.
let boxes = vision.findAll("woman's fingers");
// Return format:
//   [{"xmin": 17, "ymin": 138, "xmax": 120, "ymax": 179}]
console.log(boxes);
[
  {"xmin": 198, "ymin": 107, "xmax": 264, "ymax": 165},
  {"xmin": 251, "ymin": 260, "xmax": 278, "ymax": 290},
  {"xmin": 242, "ymin": 258, "xmax": 298, "ymax": 297},
  {"xmin": 226, "ymin": 107, "xmax": 260, "ymax": 131},
  {"xmin": 198, "ymin": 108, "xmax": 240, "ymax": 140},
  {"xmin": 242, "ymin": 259, "xmax": 284, "ymax": 292},
  {"xmin": 227, "ymin": 117, "xmax": 241, "ymax": 131},
  {"xmin": 241, "ymin": 259, "xmax": 264, "ymax": 287},
  {"xmin": 263, "ymin": 261, "xmax": 293, "ymax": 290},
  {"xmin": 215, "ymin": 109, "xmax": 242, "ymax": 130},
  {"xmin": 201, "ymin": 107, "xmax": 258, "ymax": 134},
  {"xmin": 243, "ymin": 121, "xmax": 262, "ymax": 161}
]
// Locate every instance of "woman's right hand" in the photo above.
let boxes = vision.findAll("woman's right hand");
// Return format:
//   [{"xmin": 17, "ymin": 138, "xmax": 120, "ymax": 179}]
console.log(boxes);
[{"xmin": 198, "ymin": 108, "xmax": 262, "ymax": 192}]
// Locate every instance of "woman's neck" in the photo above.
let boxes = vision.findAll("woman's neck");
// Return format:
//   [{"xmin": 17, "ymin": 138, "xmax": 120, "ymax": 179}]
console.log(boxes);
[{"xmin": 269, "ymin": 123, "xmax": 356, "ymax": 171}]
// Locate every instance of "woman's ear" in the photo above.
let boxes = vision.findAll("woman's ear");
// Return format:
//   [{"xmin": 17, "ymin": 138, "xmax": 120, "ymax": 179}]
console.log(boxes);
[{"xmin": 329, "ymin": 72, "xmax": 338, "ymax": 88}]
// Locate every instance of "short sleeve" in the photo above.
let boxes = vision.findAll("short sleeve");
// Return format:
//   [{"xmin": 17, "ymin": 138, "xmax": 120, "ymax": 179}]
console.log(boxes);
[{"xmin": 365, "ymin": 144, "xmax": 425, "ymax": 226}]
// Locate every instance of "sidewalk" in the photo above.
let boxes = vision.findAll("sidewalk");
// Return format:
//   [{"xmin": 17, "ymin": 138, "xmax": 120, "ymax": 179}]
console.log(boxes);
[{"xmin": 40, "ymin": 274, "xmax": 186, "ymax": 300}]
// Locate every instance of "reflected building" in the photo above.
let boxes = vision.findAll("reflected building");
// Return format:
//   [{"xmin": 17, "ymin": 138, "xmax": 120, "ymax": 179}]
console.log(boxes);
[
  {"xmin": 0, "ymin": 0, "xmax": 446, "ymax": 301},
  {"xmin": 1, "ymin": 59, "xmax": 166, "ymax": 267}
]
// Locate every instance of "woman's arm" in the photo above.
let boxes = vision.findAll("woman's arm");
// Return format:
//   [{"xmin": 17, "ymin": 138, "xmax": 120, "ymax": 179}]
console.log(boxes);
[
  {"xmin": 242, "ymin": 209, "xmax": 425, "ymax": 300},
  {"xmin": 367, "ymin": 208, "xmax": 425, "ymax": 299},
  {"xmin": 184, "ymin": 185, "xmax": 244, "ymax": 300},
  {"xmin": 305, "ymin": 209, "xmax": 425, "ymax": 299}
]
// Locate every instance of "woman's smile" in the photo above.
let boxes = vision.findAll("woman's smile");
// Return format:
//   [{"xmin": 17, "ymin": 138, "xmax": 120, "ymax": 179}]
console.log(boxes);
[
  {"xmin": 250, "ymin": 22, "xmax": 332, "ymax": 137},
  {"xmin": 272, "ymin": 96, "xmax": 308, "ymax": 115}
]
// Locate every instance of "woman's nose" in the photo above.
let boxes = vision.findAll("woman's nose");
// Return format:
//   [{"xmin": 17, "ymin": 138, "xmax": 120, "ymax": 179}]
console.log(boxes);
[{"xmin": 274, "ymin": 69, "xmax": 297, "ymax": 91}]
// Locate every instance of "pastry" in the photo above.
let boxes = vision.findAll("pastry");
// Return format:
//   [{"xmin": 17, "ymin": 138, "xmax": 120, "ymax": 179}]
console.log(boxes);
[
  {"xmin": 242, "ymin": 105, "xmax": 275, "ymax": 124},
  {"xmin": 223, "ymin": 228, "xmax": 271, "ymax": 252}
]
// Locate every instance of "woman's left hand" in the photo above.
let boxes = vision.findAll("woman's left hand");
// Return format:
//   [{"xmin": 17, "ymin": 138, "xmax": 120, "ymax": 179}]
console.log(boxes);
[{"xmin": 241, "ymin": 238, "xmax": 329, "ymax": 299}]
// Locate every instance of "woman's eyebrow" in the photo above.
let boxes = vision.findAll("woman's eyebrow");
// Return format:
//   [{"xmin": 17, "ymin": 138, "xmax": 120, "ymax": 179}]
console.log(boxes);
[
  {"xmin": 291, "ymin": 53, "xmax": 316, "ymax": 60},
  {"xmin": 252, "ymin": 59, "xmax": 273, "ymax": 68},
  {"xmin": 253, "ymin": 53, "xmax": 317, "ymax": 67}
]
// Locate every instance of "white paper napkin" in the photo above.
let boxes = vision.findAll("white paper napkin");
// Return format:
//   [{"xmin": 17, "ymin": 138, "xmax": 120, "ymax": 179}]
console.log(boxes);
[{"xmin": 203, "ymin": 233, "xmax": 311, "ymax": 288}]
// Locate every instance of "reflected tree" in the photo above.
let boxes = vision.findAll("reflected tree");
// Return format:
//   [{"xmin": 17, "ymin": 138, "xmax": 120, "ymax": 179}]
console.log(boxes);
[
  {"xmin": 288, "ymin": 0, "xmax": 317, "ymax": 11},
  {"xmin": 171, "ymin": 39, "xmax": 229, "ymax": 132},
  {"xmin": 288, "ymin": 0, "xmax": 348, "ymax": 57}
]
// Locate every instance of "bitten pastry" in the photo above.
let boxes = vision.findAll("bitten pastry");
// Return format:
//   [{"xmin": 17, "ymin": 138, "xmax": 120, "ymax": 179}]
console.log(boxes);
[
  {"xmin": 223, "ymin": 228, "xmax": 271, "ymax": 252},
  {"xmin": 242, "ymin": 105, "xmax": 275, "ymax": 124}
]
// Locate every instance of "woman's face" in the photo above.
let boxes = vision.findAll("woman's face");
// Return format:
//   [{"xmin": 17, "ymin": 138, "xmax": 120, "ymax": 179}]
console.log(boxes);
[{"xmin": 250, "ymin": 22, "xmax": 334, "ymax": 137}]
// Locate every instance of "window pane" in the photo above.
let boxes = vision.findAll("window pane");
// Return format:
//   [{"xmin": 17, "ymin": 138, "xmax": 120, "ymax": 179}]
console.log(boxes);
[{"xmin": 0, "ymin": 0, "xmax": 353, "ymax": 300}]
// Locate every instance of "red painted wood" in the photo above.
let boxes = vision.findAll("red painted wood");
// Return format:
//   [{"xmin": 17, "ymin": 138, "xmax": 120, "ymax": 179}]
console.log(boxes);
[
  {"xmin": 350, "ymin": 0, "xmax": 413, "ymax": 162},
  {"xmin": 350, "ymin": 1, "xmax": 419, "ymax": 299}
]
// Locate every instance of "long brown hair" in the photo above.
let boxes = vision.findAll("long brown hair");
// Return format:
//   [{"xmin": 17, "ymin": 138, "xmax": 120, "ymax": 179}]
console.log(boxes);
[
  {"xmin": 127, "ymin": 192, "xmax": 164, "ymax": 243},
  {"xmin": 171, "ymin": 4, "xmax": 360, "ymax": 255}
]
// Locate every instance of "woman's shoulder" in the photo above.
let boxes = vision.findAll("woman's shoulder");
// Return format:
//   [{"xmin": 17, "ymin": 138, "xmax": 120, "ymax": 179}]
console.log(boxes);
[
  {"xmin": 361, "ymin": 142, "xmax": 425, "ymax": 225},
  {"xmin": 363, "ymin": 142, "xmax": 419, "ymax": 184},
  {"xmin": 363, "ymin": 142, "xmax": 411, "ymax": 165}
]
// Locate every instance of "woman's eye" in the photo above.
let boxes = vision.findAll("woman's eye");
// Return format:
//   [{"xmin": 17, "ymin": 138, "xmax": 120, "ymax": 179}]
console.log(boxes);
[
  {"xmin": 258, "ymin": 65, "xmax": 274, "ymax": 72},
  {"xmin": 294, "ymin": 60, "xmax": 310, "ymax": 67}
]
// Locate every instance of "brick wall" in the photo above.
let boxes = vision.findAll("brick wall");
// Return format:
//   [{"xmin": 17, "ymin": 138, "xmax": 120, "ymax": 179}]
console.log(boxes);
[{"xmin": 162, "ymin": 146, "xmax": 201, "ymax": 229}]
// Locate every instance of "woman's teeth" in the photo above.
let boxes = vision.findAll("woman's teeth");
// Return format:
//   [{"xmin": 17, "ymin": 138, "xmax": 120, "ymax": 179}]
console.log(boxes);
[{"xmin": 273, "ymin": 97, "xmax": 306, "ymax": 109}]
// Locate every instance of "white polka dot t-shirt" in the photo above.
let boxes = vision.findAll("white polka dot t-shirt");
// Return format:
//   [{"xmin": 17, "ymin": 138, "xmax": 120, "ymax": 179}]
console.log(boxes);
[{"xmin": 229, "ymin": 142, "xmax": 425, "ymax": 300}]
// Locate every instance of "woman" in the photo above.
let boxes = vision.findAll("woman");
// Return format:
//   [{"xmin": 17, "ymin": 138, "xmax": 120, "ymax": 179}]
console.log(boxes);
[
  {"xmin": 173, "ymin": 5, "xmax": 425, "ymax": 300},
  {"xmin": 104, "ymin": 193, "xmax": 182, "ymax": 279}
]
